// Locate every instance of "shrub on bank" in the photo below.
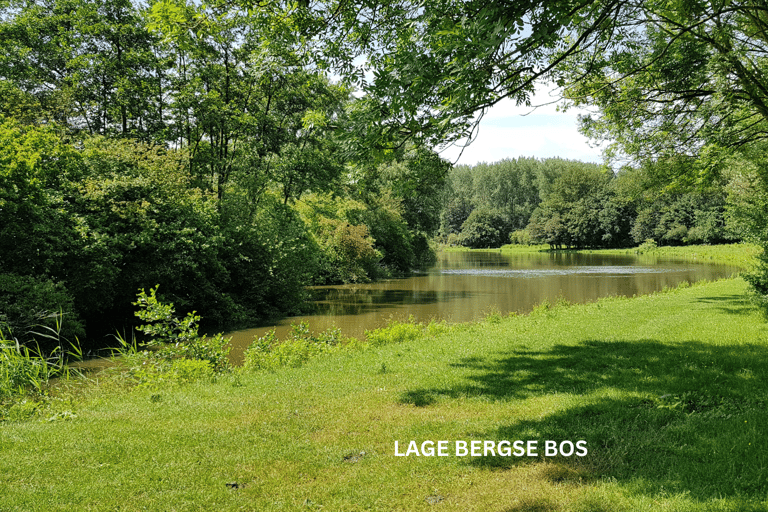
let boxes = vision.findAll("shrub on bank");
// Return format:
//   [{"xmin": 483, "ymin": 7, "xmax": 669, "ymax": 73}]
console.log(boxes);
[
  {"xmin": 0, "ymin": 273, "xmax": 85, "ymax": 353},
  {"xmin": 242, "ymin": 323, "xmax": 355, "ymax": 371}
]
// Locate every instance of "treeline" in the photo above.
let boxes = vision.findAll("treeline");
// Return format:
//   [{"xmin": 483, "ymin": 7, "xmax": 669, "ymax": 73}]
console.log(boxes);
[
  {"xmin": 0, "ymin": 0, "xmax": 447, "ymax": 351},
  {"xmin": 440, "ymin": 157, "xmax": 741, "ymax": 250}
]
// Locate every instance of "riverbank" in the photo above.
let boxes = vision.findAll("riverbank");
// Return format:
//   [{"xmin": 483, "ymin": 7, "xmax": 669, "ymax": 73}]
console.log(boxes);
[
  {"xmin": 225, "ymin": 243, "xmax": 742, "ymax": 361},
  {"xmin": 492, "ymin": 242, "xmax": 760, "ymax": 269},
  {"xmin": 1, "ymin": 276, "xmax": 766, "ymax": 511}
]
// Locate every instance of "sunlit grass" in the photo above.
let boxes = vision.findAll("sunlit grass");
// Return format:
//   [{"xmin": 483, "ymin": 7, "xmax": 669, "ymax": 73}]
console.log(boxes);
[
  {"xmin": 1, "ymin": 278, "xmax": 767, "ymax": 510},
  {"xmin": 497, "ymin": 242, "xmax": 761, "ymax": 269}
]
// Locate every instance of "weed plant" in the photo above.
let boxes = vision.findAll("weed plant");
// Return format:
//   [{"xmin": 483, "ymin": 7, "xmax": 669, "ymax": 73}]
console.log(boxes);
[
  {"xmin": 0, "ymin": 318, "xmax": 83, "ymax": 421},
  {"xmin": 102, "ymin": 287, "xmax": 232, "ymax": 389},
  {"xmin": 243, "ymin": 318, "xmax": 452, "ymax": 372},
  {"xmin": 0, "ymin": 337, "xmax": 52, "ymax": 400},
  {"xmin": 243, "ymin": 322, "xmax": 356, "ymax": 371}
]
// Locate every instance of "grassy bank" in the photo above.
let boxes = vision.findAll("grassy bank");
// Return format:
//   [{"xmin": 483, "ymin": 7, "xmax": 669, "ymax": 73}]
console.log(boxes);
[
  {"xmin": 584, "ymin": 242, "xmax": 761, "ymax": 269},
  {"xmin": 495, "ymin": 242, "xmax": 760, "ymax": 269},
  {"xmin": 1, "ymin": 277, "xmax": 767, "ymax": 511}
]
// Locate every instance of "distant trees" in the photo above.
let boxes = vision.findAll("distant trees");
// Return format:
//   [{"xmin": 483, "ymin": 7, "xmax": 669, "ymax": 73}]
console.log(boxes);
[
  {"xmin": 440, "ymin": 157, "xmax": 543, "ymax": 248},
  {"xmin": 440, "ymin": 157, "xmax": 738, "ymax": 250}
]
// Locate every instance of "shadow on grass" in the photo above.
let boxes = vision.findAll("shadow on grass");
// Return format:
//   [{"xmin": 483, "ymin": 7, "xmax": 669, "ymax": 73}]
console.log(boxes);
[
  {"xmin": 695, "ymin": 294, "xmax": 755, "ymax": 316},
  {"xmin": 399, "ymin": 336, "xmax": 768, "ymax": 502}
]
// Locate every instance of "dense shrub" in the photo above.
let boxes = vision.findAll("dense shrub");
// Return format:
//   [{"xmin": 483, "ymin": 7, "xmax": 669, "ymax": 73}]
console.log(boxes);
[
  {"xmin": 456, "ymin": 208, "xmax": 511, "ymax": 248},
  {"xmin": 353, "ymin": 192, "xmax": 417, "ymax": 274},
  {"xmin": 295, "ymin": 193, "xmax": 381, "ymax": 284},
  {"xmin": 0, "ymin": 274, "xmax": 84, "ymax": 351},
  {"xmin": 509, "ymin": 229, "xmax": 534, "ymax": 245},
  {"xmin": 133, "ymin": 286, "xmax": 231, "ymax": 373},
  {"xmin": 242, "ymin": 323, "xmax": 350, "ymax": 371}
]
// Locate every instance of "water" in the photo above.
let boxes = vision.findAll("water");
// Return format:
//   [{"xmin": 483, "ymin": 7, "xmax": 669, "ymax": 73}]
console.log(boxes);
[{"xmin": 226, "ymin": 250, "xmax": 738, "ymax": 363}]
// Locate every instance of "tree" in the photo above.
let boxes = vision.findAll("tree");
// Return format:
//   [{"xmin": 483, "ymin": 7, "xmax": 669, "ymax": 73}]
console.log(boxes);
[
  {"xmin": 355, "ymin": 145, "xmax": 450, "ymax": 236},
  {"xmin": 456, "ymin": 207, "xmax": 509, "ymax": 248},
  {"xmin": 527, "ymin": 162, "xmax": 618, "ymax": 248},
  {"xmin": 0, "ymin": 0, "xmax": 164, "ymax": 136},
  {"xmin": 146, "ymin": 0, "xmax": 351, "ymax": 202},
  {"xmin": 312, "ymin": 0, "xmax": 628, "ymax": 154},
  {"xmin": 558, "ymin": 0, "xmax": 768, "ymax": 174}
]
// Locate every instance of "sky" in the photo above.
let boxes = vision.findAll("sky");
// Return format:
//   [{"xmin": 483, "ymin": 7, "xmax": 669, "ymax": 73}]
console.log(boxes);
[{"xmin": 436, "ymin": 86, "xmax": 606, "ymax": 167}]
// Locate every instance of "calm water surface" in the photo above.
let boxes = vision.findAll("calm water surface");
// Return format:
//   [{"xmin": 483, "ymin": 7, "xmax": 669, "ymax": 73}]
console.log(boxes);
[{"xmin": 227, "ymin": 250, "xmax": 738, "ymax": 363}]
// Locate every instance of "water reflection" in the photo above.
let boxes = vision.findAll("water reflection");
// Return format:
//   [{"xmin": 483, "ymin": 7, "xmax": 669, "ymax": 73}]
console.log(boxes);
[
  {"xmin": 311, "ymin": 288, "xmax": 475, "ymax": 316},
  {"xmin": 226, "ymin": 250, "xmax": 738, "ymax": 364}
]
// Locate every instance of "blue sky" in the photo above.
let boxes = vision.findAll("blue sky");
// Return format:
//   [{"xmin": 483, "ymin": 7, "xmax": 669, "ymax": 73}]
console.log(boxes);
[{"xmin": 437, "ymin": 86, "xmax": 606, "ymax": 167}]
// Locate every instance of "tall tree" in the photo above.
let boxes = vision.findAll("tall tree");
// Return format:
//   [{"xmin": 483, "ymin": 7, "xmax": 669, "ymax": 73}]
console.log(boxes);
[
  {"xmin": 311, "ymin": 0, "xmax": 628, "ymax": 153},
  {"xmin": 0, "ymin": 0, "xmax": 164, "ymax": 136},
  {"xmin": 558, "ymin": 0, "xmax": 768, "ymax": 176}
]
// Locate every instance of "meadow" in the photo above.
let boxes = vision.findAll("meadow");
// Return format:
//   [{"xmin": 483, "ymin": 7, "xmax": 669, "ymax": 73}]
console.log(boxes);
[{"xmin": 1, "ymin": 265, "xmax": 767, "ymax": 510}]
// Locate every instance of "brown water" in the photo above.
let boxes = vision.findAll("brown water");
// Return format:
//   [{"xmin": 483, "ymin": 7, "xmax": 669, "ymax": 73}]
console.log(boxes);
[{"xmin": 226, "ymin": 250, "xmax": 738, "ymax": 363}]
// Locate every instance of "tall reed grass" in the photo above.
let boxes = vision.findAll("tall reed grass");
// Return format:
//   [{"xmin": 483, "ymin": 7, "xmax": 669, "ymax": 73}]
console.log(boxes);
[{"xmin": 0, "ymin": 312, "xmax": 82, "ymax": 402}]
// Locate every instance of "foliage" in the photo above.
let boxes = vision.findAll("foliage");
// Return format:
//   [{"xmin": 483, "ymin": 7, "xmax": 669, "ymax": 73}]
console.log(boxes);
[
  {"xmin": 0, "ymin": 0, "xmax": 162, "ymax": 136},
  {"xmin": 242, "ymin": 322, "xmax": 352, "ymax": 371},
  {"xmin": 355, "ymin": 146, "xmax": 450, "ymax": 237},
  {"xmin": 296, "ymin": 193, "xmax": 381, "ymax": 284},
  {"xmin": 350, "ymin": 191, "xmax": 418, "ymax": 274},
  {"xmin": 439, "ymin": 158, "xmax": 635, "ymax": 250},
  {"xmin": 315, "ymin": 0, "xmax": 622, "ymax": 154},
  {"xmin": 133, "ymin": 286, "xmax": 230, "ymax": 373},
  {"xmin": 74, "ymin": 137, "xmax": 234, "ymax": 324},
  {"xmin": 0, "ymin": 116, "xmax": 330, "ymax": 345},
  {"xmin": 364, "ymin": 317, "xmax": 424, "ymax": 347},
  {"xmin": 0, "ymin": 320, "xmax": 81, "ymax": 410},
  {"xmin": 220, "ymin": 190, "xmax": 318, "ymax": 318},
  {"xmin": 456, "ymin": 207, "xmax": 509, "ymax": 249},
  {"xmin": 526, "ymin": 161, "xmax": 629, "ymax": 249},
  {"xmin": 559, "ymin": 1, "xmax": 768, "ymax": 173},
  {"xmin": 508, "ymin": 229, "xmax": 534, "ymax": 246},
  {"xmin": 126, "ymin": 357, "xmax": 215, "ymax": 390},
  {"xmin": 0, "ymin": 273, "xmax": 84, "ymax": 351},
  {"xmin": 0, "ymin": 339, "xmax": 54, "ymax": 400}
]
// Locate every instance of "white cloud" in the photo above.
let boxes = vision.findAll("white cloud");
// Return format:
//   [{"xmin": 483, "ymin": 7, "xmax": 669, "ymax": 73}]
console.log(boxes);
[{"xmin": 437, "ymin": 87, "xmax": 605, "ymax": 166}]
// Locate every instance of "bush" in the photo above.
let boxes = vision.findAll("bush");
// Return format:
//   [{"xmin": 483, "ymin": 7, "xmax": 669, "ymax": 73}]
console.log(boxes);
[
  {"xmin": 0, "ymin": 273, "xmax": 84, "ymax": 352},
  {"xmin": 636, "ymin": 239, "xmax": 658, "ymax": 253},
  {"xmin": 242, "ymin": 323, "xmax": 349, "ymax": 371},
  {"xmin": 457, "ymin": 208, "xmax": 510, "ymax": 248},
  {"xmin": 133, "ymin": 286, "xmax": 231, "ymax": 373},
  {"xmin": 365, "ymin": 317, "xmax": 423, "ymax": 346},
  {"xmin": 509, "ymin": 229, "xmax": 533, "ymax": 245},
  {"xmin": 352, "ymin": 192, "xmax": 416, "ymax": 274}
]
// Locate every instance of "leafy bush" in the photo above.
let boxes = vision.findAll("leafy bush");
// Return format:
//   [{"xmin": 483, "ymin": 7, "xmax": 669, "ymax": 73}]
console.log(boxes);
[
  {"xmin": 242, "ymin": 323, "xmax": 350, "ymax": 371},
  {"xmin": 365, "ymin": 317, "xmax": 423, "ymax": 346},
  {"xmin": 352, "ymin": 192, "xmax": 416, "ymax": 274},
  {"xmin": 456, "ymin": 208, "xmax": 510, "ymax": 248},
  {"xmin": 509, "ymin": 229, "xmax": 533, "ymax": 245},
  {"xmin": 636, "ymin": 239, "xmax": 658, "ymax": 253},
  {"xmin": 222, "ymin": 190, "xmax": 319, "ymax": 316},
  {"xmin": 133, "ymin": 286, "xmax": 231, "ymax": 373},
  {"xmin": 0, "ymin": 273, "xmax": 84, "ymax": 352}
]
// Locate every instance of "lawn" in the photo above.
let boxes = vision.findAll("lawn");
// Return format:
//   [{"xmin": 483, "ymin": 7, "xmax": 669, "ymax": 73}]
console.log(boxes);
[{"xmin": 1, "ymin": 276, "xmax": 767, "ymax": 511}]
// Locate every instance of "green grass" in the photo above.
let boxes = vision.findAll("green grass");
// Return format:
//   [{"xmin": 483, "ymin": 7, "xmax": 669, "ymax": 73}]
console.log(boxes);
[
  {"xmin": 496, "ymin": 242, "xmax": 761, "ymax": 269},
  {"xmin": 584, "ymin": 242, "xmax": 762, "ymax": 269},
  {"xmin": 1, "ymin": 278, "xmax": 767, "ymax": 511}
]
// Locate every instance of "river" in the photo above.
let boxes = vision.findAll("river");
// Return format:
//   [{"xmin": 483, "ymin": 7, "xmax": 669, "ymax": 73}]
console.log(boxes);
[{"xmin": 226, "ymin": 250, "xmax": 739, "ymax": 363}]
